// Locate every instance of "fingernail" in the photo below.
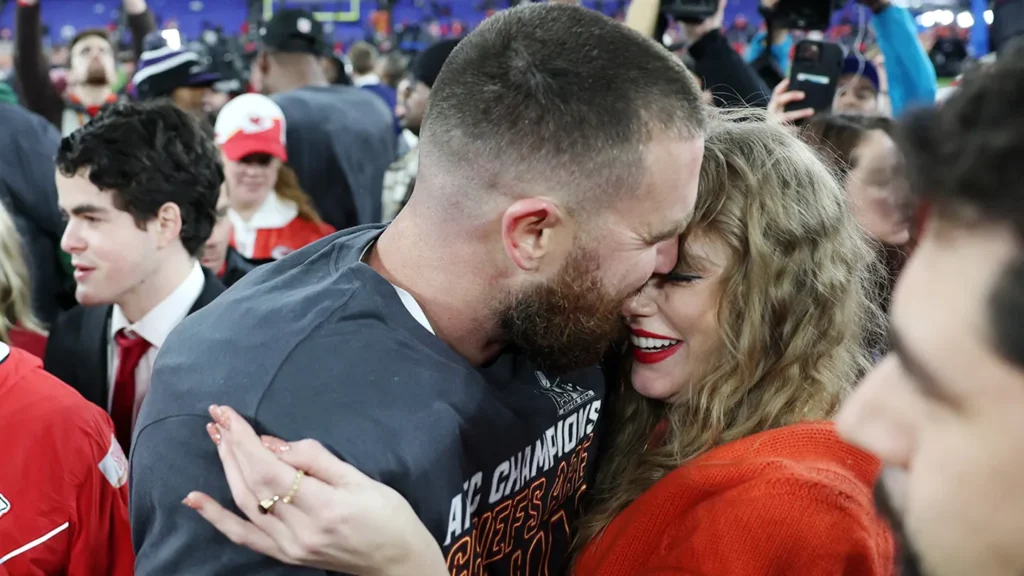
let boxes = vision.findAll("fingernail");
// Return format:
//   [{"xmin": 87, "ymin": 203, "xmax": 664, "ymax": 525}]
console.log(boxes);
[
  {"xmin": 261, "ymin": 435, "xmax": 290, "ymax": 453},
  {"xmin": 208, "ymin": 405, "xmax": 231, "ymax": 430},
  {"xmin": 182, "ymin": 493, "xmax": 199, "ymax": 510},
  {"xmin": 206, "ymin": 422, "xmax": 222, "ymax": 445}
]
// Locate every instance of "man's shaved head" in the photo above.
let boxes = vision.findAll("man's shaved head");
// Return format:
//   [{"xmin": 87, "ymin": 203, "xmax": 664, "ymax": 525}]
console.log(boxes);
[{"xmin": 416, "ymin": 4, "xmax": 705, "ymax": 220}]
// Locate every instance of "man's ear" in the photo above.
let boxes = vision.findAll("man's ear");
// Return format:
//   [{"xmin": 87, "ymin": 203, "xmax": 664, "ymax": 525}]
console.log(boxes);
[
  {"xmin": 154, "ymin": 202, "xmax": 183, "ymax": 249},
  {"xmin": 500, "ymin": 197, "xmax": 570, "ymax": 272}
]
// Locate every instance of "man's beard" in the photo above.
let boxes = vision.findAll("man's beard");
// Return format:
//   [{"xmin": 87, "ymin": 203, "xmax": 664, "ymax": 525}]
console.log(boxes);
[
  {"xmin": 84, "ymin": 62, "xmax": 109, "ymax": 86},
  {"xmin": 498, "ymin": 244, "xmax": 630, "ymax": 377},
  {"xmin": 874, "ymin": 479, "xmax": 925, "ymax": 576}
]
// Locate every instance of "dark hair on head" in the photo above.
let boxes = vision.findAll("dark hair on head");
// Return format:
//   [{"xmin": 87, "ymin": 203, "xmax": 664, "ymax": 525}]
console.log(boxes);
[
  {"xmin": 799, "ymin": 114, "xmax": 869, "ymax": 179},
  {"xmin": 56, "ymin": 100, "xmax": 223, "ymax": 257},
  {"xmin": 68, "ymin": 29, "xmax": 112, "ymax": 56},
  {"xmin": 419, "ymin": 3, "xmax": 706, "ymax": 219},
  {"xmin": 897, "ymin": 56, "xmax": 1024, "ymax": 367}
]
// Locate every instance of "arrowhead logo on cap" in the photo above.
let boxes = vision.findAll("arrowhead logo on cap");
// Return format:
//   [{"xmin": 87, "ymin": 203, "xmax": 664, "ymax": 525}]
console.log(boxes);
[{"xmin": 297, "ymin": 17, "xmax": 312, "ymax": 34}]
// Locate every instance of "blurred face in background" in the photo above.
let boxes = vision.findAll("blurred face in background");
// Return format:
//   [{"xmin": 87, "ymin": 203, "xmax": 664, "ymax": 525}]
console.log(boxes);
[
  {"xmin": 70, "ymin": 35, "xmax": 116, "ymax": 87},
  {"xmin": 201, "ymin": 186, "xmax": 232, "ymax": 274},
  {"xmin": 249, "ymin": 56, "xmax": 265, "ymax": 94},
  {"xmin": 401, "ymin": 80, "xmax": 431, "ymax": 135},
  {"xmin": 837, "ymin": 219, "xmax": 1024, "ymax": 576},
  {"xmin": 834, "ymin": 74, "xmax": 879, "ymax": 115},
  {"xmin": 222, "ymin": 152, "xmax": 280, "ymax": 212},
  {"xmin": 395, "ymin": 76, "xmax": 411, "ymax": 120},
  {"xmin": 846, "ymin": 129, "xmax": 912, "ymax": 246},
  {"xmin": 204, "ymin": 90, "xmax": 231, "ymax": 116},
  {"xmin": 172, "ymin": 86, "xmax": 214, "ymax": 119}
]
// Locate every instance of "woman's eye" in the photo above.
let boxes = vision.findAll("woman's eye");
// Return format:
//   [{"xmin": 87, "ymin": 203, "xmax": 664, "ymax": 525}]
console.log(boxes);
[{"xmin": 661, "ymin": 272, "xmax": 701, "ymax": 284}]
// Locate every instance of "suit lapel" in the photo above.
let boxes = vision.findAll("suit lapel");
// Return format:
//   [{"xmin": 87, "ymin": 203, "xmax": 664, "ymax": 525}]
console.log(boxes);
[
  {"xmin": 189, "ymin": 267, "xmax": 226, "ymax": 315},
  {"xmin": 78, "ymin": 305, "xmax": 112, "ymax": 409}
]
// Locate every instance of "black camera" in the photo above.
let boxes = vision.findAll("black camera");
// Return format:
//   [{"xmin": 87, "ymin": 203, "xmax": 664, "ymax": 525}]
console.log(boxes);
[
  {"xmin": 660, "ymin": 0, "xmax": 718, "ymax": 24},
  {"xmin": 772, "ymin": 0, "xmax": 846, "ymax": 31}
]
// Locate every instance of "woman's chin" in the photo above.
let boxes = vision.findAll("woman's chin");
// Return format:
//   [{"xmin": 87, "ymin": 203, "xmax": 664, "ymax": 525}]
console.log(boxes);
[{"xmin": 630, "ymin": 367, "xmax": 681, "ymax": 401}]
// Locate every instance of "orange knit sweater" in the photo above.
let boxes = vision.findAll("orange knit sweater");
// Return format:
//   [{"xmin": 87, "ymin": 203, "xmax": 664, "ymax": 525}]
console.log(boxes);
[{"xmin": 574, "ymin": 422, "xmax": 895, "ymax": 576}]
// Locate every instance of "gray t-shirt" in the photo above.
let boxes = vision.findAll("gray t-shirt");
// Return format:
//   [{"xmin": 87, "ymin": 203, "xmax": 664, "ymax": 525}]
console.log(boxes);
[{"xmin": 130, "ymin": 224, "xmax": 606, "ymax": 575}]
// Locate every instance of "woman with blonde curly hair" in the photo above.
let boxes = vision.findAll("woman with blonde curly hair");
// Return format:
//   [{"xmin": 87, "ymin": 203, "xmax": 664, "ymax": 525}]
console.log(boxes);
[
  {"xmin": 0, "ymin": 201, "xmax": 47, "ymax": 358},
  {"xmin": 181, "ymin": 113, "xmax": 895, "ymax": 576},
  {"xmin": 573, "ymin": 113, "xmax": 893, "ymax": 574}
]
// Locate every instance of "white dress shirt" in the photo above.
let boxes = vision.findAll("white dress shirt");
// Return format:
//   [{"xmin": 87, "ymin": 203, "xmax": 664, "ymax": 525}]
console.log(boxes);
[
  {"xmin": 107, "ymin": 262, "xmax": 206, "ymax": 427},
  {"xmin": 353, "ymin": 73, "xmax": 382, "ymax": 87}
]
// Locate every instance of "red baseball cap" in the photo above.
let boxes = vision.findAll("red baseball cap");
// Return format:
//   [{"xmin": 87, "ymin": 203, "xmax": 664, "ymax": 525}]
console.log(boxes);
[{"xmin": 213, "ymin": 93, "xmax": 288, "ymax": 162}]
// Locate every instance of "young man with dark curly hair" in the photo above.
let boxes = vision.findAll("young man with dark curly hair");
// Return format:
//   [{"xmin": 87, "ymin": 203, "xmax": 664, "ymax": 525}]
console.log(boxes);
[{"xmin": 44, "ymin": 100, "xmax": 225, "ymax": 455}]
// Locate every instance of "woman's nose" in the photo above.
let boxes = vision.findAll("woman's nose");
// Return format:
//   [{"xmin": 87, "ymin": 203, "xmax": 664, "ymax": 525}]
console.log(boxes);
[{"xmin": 622, "ymin": 283, "xmax": 657, "ymax": 318}]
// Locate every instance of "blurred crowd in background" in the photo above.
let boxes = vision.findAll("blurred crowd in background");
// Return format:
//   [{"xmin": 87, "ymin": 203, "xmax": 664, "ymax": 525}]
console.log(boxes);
[{"xmin": 0, "ymin": 0, "xmax": 1002, "ymax": 99}]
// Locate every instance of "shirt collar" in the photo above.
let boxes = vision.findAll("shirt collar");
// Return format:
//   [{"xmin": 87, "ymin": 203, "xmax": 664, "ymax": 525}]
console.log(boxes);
[
  {"xmin": 401, "ymin": 129, "xmax": 419, "ymax": 150},
  {"xmin": 354, "ymin": 74, "xmax": 381, "ymax": 87},
  {"xmin": 228, "ymin": 192, "xmax": 298, "ymax": 231},
  {"xmin": 110, "ymin": 262, "xmax": 206, "ymax": 348}
]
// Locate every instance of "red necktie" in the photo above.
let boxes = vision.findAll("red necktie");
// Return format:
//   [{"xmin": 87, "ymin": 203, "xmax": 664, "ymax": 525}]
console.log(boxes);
[{"xmin": 112, "ymin": 328, "xmax": 151, "ymax": 454}]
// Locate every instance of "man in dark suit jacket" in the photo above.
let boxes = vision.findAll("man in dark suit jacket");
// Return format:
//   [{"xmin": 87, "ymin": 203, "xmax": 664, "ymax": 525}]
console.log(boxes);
[{"xmin": 43, "ymin": 100, "xmax": 224, "ymax": 454}]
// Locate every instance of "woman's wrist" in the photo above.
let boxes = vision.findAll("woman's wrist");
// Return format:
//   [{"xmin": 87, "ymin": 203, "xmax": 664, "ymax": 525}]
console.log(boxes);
[{"xmin": 367, "ymin": 524, "xmax": 446, "ymax": 576}]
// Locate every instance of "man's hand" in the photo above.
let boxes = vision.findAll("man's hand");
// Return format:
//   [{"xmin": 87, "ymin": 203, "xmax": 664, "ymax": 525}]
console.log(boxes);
[
  {"xmin": 683, "ymin": 0, "xmax": 727, "ymax": 42},
  {"xmin": 123, "ymin": 0, "xmax": 148, "ymax": 16}
]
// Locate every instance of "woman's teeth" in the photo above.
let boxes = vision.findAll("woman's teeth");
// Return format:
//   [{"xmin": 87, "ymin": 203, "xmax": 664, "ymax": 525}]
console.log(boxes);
[{"xmin": 629, "ymin": 335, "xmax": 681, "ymax": 350}]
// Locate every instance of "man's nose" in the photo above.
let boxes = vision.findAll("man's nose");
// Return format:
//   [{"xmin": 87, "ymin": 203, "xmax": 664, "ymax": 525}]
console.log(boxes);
[
  {"xmin": 61, "ymin": 222, "xmax": 86, "ymax": 253},
  {"xmin": 653, "ymin": 238, "xmax": 679, "ymax": 276},
  {"xmin": 835, "ymin": 356, "xmax": 915, "ymax": 470}
]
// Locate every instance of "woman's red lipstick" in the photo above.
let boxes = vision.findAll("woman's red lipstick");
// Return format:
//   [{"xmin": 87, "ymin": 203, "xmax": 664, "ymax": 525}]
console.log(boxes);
[{"xmin": 629, "ymin": 329, "xmax": 683, "ymax": 364}]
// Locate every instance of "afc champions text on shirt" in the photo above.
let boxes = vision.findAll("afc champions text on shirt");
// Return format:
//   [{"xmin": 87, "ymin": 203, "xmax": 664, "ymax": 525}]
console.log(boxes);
[{"xmin": 443, "ymin": 371, "xmax": 604, "ymax": 574}]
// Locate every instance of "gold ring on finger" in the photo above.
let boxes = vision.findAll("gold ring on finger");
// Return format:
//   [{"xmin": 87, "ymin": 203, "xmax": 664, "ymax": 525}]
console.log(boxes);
[
  {"xmin": 258, "ymin": 495, "xmax": 281, "ymax": 514},
  {"xmin": 281, "ymin": 470, "xmax": 305, "ymax": 505}
]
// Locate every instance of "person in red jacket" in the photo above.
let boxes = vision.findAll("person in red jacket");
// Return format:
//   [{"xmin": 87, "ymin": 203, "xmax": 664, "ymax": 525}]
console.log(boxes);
[
  {"xmin": 213, "ymin": 93, "xmax": 334, "ymax": 265},
  {"xmin": 0, "ymin": 341, "xmax": 133, "ymax": 575}
]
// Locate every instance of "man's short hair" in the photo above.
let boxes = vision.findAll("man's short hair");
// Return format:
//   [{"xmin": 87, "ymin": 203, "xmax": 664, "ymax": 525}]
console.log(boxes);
[
  {"xmin": 347, "ymin": 42, "xmax": 378, "ymax": 75},
  {"xmin": 419, "ymin": 4, "xmax": 705, "ymax": 218},
  {"xmin": 897, "ymin": 56, "xmax": 1024, "ymax": 366},
  {"xmin": 68, "ymin": 29, "xmax": 112, "ymax": 56},
  {"xmin": 56, "ymin": 101, "xmax": 223, "ymax": 257}
]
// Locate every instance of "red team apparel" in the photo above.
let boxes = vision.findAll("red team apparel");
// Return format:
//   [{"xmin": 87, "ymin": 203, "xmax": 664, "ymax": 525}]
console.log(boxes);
[
  {"xmin": 227, "ymin": 192, "xmax": 335, "ymax": 262},
  {"xmin": 0, "ymin": 343, "xmax": 133, "ymax": 576},
  {"xmin": 214, "ymin": 93, "xmax": 334, "ymax": 263}
]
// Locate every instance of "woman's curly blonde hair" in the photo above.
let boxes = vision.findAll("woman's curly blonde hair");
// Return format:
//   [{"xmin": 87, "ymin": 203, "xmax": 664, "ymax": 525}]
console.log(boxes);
[
  {"xmin": 577, "ymin": 110, "xmax": 884, "ymax": 545},
  {"xmin": 0, "ymin": 202, "xmax": 45, "ymax": 345}
]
